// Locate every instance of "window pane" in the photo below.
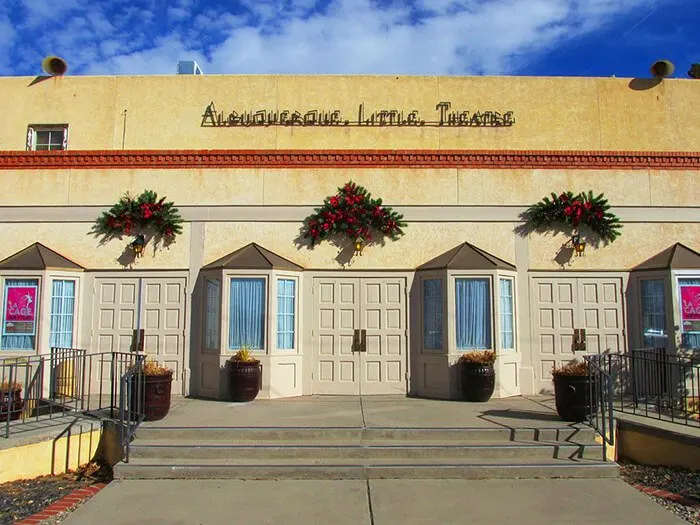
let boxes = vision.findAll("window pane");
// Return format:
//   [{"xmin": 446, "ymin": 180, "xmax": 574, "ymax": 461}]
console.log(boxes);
[
  {"xmin": 204, "ymin": 278, "xmax": 220, "ymax": 350},
  {"xmin": 229, "ymin": 278, "xmax": 265, "ymax": 350},
  {"xmin": 679, "ymin": 278, "xmax": 700, "ymax": 349},
  {"xmin": 2, "ymin": 279, "xmax": 39, "ymax": 350},
  {"xmin": 34, "ymin": 128, "xmax": 66, "ymax": 151},
  {"xmin": 49, "ymin": 280, "xmax": 75, "ymax": 348},
  {"xmin": 423, "ymin": 279, "xmax": 443, "ymax": 350},
  {"xmin": 277, "ymin": 279, "xmax": 295, "ymax": 349},
  {"xmin": 500, "ymin": 278, "xmax": 514, "ymax": 349},
  {"xmin": 640, "ymin": 279, "xmax": 667, "ymax": 347},
  {"xmin": 455, "ymin": 278, "xmax": 491, "ymax": 349}
]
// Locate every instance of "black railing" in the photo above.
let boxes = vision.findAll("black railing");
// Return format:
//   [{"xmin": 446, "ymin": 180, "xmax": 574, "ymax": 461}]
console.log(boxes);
[
  {"xmin": 615, "ymin": 348, "xmax": 699, "ymax": 427},
  {"xmin": 118, "ymin": 354, "xmax": 145, "ymax": 463},
  {"xmin": 1, "ymin": 350, "xmax": 146, "ymax": 444},
  {"xmin": 584, "ymin": 354, "xmax": 615, "ymax": 458},
  {"xmin": 585, "ymin": 348, "xmax": 700, "ymax": 442},
  {"xmin": 2, "ymin": 348, "xmax": 88, "ymax": 438}
]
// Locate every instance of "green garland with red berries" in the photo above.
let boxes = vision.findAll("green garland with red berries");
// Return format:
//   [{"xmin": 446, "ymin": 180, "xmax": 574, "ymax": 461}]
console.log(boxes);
[
  {"xmin": 524, "ymin": 191, "xmax": 622, "ymax": 243},
  {"xmin": 303, "ymin": 181, "xmax": 406, "ymax": 245},
  {"xmin": 95, "ymin": 190, "xmax": 184, "ymax": 244}
]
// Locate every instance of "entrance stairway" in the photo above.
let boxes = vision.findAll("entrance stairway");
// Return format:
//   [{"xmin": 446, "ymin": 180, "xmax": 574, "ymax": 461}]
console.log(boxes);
[{"xmin": 114, "ymin": 424, "xmax": 618, "ymax": 480}]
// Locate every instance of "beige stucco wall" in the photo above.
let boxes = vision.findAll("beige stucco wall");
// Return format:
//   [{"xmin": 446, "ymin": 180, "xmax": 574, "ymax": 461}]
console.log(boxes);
[
  {"xmin": 0, "ymin": 167, "xmax": 696, "ymax": 207},
  {"xmin": 202, "ymin": 222, "xmax": 517, "ymax": 270},
  {"xmin": 1, "ymin": 75, "xmax": 699, "ymax": 152},
  {"xmin": 0, "ymin": 223, "xmax": 191, "ymax": 269}
]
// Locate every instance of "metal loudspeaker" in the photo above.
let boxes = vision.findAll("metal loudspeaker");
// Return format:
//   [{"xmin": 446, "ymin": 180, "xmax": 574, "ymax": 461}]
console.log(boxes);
[
  {"xmin": 650, "ymin": 59, "xmax": 674, "ymax": 79},
  {"xmin": 41, "ymin": 56, "xmax": 68, "ymax": 76}
]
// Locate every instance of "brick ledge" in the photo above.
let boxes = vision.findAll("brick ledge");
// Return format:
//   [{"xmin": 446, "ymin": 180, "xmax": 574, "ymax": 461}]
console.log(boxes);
[
  {"xmin": 13, "ymin": 483, "xmax": 107, "ymax": 525},
  {"xmin": 0, "ymin": 149, "xmax": 699, "ymax": 170}
]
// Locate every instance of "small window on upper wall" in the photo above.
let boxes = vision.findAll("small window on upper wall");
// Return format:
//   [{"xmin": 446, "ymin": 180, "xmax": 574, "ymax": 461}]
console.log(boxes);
[{"xmin": 26, "ymin": 125, "xmax": 68, "ymax": 151}]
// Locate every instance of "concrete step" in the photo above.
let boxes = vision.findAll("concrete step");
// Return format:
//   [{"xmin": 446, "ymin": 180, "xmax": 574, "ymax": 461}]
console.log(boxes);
[
  {"xmin": 128, "ymin": 440, "xmax": 604, "ymax": 461},
  {"xmin": 115, "ymin": 457, "xmax": 619, "ymax": 480},
  {"xmin": 134, "ymin": 426, "xmax": 597, "ymax": 443}
]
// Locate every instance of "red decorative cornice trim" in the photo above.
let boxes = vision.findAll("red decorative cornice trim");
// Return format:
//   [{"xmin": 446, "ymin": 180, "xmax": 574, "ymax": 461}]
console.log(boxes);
[{"xmin": 0, "ymin": 149, "xmax": 699, "ymax": 170}]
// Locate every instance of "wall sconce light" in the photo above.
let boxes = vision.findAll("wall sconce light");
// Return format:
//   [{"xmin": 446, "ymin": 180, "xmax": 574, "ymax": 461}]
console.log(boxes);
[
  {"xmin": 130, "ymin": 234, "xmax": 146, "ymax": 257},
  {"xmin": 571, "ymin": 234, "xmax": 586, "ymax": 257},
  {"xmin": 353, "ymin": 238, "xmax": 364, "ymax": 256}
]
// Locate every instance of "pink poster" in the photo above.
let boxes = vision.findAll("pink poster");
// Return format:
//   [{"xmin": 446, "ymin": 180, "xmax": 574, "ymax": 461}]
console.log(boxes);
[
  {"xmin": 3, "ymin": 286, "xmax": 37, "ymax": 335},
  {"xmin": 681, "ymin": 285, "xmax": 700, "ymax": 322}
]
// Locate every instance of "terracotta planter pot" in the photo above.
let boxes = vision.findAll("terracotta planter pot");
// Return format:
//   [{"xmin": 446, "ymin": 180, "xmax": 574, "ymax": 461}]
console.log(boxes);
[
  {"xmin": 143, "ymin": 372, "xmax": 173, "ymax": 421},
  {"xmin": 228, "ymin": 361, "xmax": 262, "ymax": 402},
  {"xmin": 460, "ymin": 362, "xmax": 495, "ymax": 402},
  {"xmin": 553, "ymin": 374, "xmax": 598, "ymax": 422},
  {"xmin": 0, "ymin": 389, "xmax": 23, "ymax": 422}
]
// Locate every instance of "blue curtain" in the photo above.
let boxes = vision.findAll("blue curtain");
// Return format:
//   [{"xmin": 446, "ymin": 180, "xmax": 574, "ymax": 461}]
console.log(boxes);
[
  {"xmin": 229, "ymin": 278, "xmax": 265, "ymax": 350},
  {"xmin": 455, "ymin": 278, "xmax": 491, "ymax": 349},
  {"xmin": 2, "ymin": 279, "xmax": 38, "ymax": 351},
  {"xmin": 423, "ymin": 279, "xmax": 443, "ymax": 350},
  {"xmin": 679, "ymin": 278, "xmax": 700, "ymax": 349},
  {"xmin": 204, "ymin": 278, "xmax": 221, "ymax": 350},
  {"xmin": 277, "ymin": 279, "xmax": 295, "ymax": 349},
  {"xmin": 640, "ymin": 279, "xmax": 667, "ymax": 347},
  {"xmin": 49, "ymin": 280, "xmax": 75, "ymax": 348},
  {"xmin": 499, "ymin": 278, "xmax": 514, "ymax": 349}
]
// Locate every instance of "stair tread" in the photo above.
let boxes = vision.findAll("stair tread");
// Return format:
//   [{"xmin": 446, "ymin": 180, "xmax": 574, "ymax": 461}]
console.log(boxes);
[
  {"xmin": 120, "ymin": 457, "xmax": 614, "ymax": 467},
  {"xmin": 130, "ymin": 439, "xmax": 601, "ymax": 448}
]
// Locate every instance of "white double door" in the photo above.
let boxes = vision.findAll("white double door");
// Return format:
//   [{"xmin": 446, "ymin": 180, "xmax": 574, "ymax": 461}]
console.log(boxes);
[
  {"xmin": 91, "ymin": 276, "xmax": 187, "ymax": 394},
  {"xmin": 530, "ymin": 275, "xmax": 626, "ymax": 393},
  {"xmin": 313, "ymin": 277, "xmax": 407, "ymax": 395}
]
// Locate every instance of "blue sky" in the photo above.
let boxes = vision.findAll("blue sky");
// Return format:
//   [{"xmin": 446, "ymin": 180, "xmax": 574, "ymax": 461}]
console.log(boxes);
[{"xmin": 0, "ymin": 0, "xmax": 697, "ymax": 78}]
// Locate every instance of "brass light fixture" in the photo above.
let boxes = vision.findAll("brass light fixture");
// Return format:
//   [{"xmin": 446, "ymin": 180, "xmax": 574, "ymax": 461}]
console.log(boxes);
[
  {"xmin": 571, "ymin": 234, "xmax": 586, "ymax": 257},
  {"xmin": 353, "ymin": 238, "xmax": 364, "ymax": 256},
  {"xmin": 130, "ymin": 234, "xmax": 146, "ymax": 257}
]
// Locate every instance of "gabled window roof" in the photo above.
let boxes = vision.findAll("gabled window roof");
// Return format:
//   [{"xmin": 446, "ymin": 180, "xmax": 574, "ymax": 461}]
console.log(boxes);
[
  {"xmin": 0, "ymin": 242, "xmax": 84, "ymax": 271},
  {"xmin": 202, "ymin": 242, "xmax": 304, "ymax": 271},
  {"xmin": 417, "ymin": 242, "xmax": 515, "ymax": 271}
]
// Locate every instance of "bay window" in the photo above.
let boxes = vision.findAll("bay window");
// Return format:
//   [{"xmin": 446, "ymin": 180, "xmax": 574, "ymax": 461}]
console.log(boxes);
[
  {"xmin": 228, "ymin": 278, "xmax": 266, "ymax": 350},
  {"xmin": 49, "ymin": 279, "xmax": 75, "ymax": 348},
  {"xmin": 277, "ymin": 279, "xmax": 296, "ymax": 349},
  {"xmin": 455, "ymin": 278, "xmax": 491, "ymax": 349}
]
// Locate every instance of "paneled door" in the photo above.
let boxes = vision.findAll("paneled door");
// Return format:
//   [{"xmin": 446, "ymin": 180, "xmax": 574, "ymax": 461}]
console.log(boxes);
[
  {"xmin": 313, "ymin": 277, "xmax": 407, "ymax": 395},
  {"xmin": 530, "ymin": 276, "xmax": 625, "ymax": 393},
  {"xmin": 91, "ymin": 277, "xmax": 187, "ymax": 394}
]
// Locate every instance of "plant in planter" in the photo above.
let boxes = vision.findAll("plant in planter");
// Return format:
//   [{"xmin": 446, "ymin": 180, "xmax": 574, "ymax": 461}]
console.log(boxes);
[
  {"xmin": 552, "ymin": 361, "xmax": 597, "ymax": 422},
  {"xmin": 227, "ymin": 348, "xmax": 262, "ymax": 402},
  {"xmin": 0, "ymin": 381, "xmax": 24, "ymax": 422},
  {"xmin": 459, "ymin": 350, "xmax": 496, "ymax": 402},
  {"xmin": 141, "ymin": 360, "xmax": 174, "ymax": 422}
]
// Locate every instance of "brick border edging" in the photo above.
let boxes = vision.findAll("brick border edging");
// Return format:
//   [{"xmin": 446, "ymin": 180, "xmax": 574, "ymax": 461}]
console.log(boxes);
[
  {"xmin": 630, "ymin": 482, "xmax": 700, "ymax": 509},
  {"xmin": 13, "ymin": 483, "xmax": 107, "ymax": 525}
]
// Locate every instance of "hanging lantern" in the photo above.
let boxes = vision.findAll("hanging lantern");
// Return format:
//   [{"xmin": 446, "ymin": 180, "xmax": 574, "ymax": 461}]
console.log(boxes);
[
  {"xmin": 354, "ymin": 238, "xmax": 364, "ymax": 256},
  {"xmin": 571, "ymin": 234, "xmax": 586, "ymax": 257},
  {"xmin": 130, "ymin": 234, "xmax": 146, "ymax": 257}
]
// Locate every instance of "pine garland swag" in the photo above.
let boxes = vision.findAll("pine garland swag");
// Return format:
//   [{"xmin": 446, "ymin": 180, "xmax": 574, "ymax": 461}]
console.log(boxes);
[
  {"xmin": 302, "ymin": 181, "xmax": 407, "ymax": 246},
  {"xmin": 524, "ymin": 190, "xmax": 622, "ymax": 243},
  {"xmin": 95, "ymin": 190, "xmax": 184, "ymax": 244}
]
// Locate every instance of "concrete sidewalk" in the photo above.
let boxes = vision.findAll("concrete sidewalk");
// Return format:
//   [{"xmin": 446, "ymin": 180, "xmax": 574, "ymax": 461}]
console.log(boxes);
[{"xmin": 62, "ymin": 478, "xmax": 687, "ymax": 525}]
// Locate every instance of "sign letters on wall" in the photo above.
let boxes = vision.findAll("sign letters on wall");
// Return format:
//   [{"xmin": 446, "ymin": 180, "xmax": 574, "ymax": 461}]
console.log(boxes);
[{"xmin": 201, "ymin": 101, "xmax": 515, "ymax": 128}]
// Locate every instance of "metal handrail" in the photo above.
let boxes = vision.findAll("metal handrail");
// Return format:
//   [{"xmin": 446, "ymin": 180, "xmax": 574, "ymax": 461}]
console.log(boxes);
[{"xmin": 118, "ymin": 354, "xmax": 146, "ymax": 463}]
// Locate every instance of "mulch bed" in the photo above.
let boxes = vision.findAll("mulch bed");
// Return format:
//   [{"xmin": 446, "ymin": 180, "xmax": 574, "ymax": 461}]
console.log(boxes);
[
  {"xmin": 0, "ymin": 462, "xmax": 112, "ymax": 525},
  {"xmin": 620, "ymin": 461, "xmax": 700, "ymax": 525}
]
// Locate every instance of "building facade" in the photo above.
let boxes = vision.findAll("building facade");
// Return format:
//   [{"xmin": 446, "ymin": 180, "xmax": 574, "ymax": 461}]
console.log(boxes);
[{"xmin": 0, "ymin": 73, "xmax": 699, "ymax": 400}]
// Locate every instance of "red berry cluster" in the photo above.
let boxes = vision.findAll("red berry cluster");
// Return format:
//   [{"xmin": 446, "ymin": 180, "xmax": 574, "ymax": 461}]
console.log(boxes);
[
  {"xmin": 304, "ymin": 182, "xmax": 406, "ymax": 245},
  {"xmin": 559, "ymin": 193, "xmax": 604, "ymax": 227},
  {"xmin": 96, "ymin": 190, "xmax": 183, "ymax": 244}
]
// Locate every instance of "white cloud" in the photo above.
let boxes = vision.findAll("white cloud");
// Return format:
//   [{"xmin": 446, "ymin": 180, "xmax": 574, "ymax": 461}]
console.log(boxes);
[{"xmin": 3, "ymin": 0, "xmax": 670, "ymax": 77}]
